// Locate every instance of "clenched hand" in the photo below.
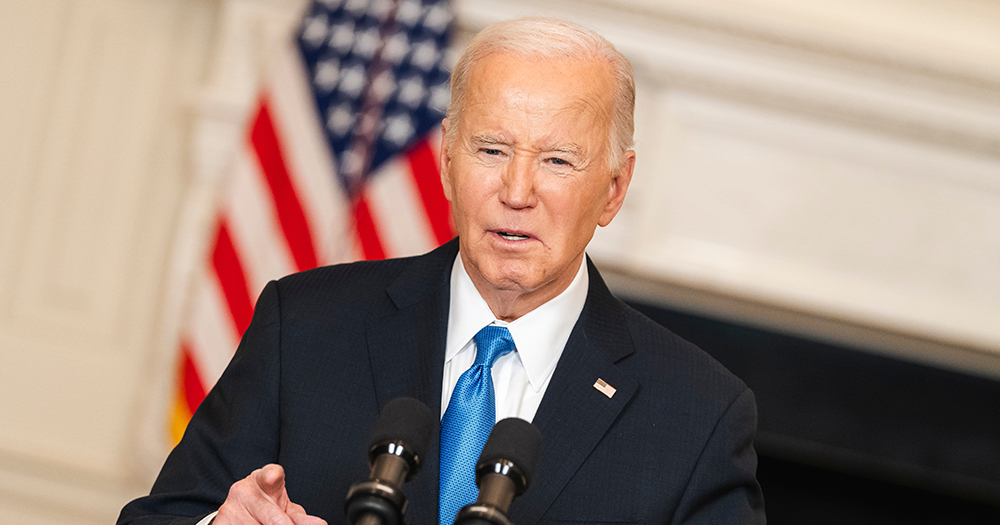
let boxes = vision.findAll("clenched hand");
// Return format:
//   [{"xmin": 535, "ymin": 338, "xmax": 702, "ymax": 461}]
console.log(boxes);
[{"xmin": 214, "ymin": 464, "xmax": 326, "ymax": 525}]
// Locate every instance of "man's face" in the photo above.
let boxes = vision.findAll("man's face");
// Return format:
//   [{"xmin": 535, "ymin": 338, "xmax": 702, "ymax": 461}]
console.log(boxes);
[{"xmin": 441, "ymin": 52, "xmax": 634, "ymax": 315}]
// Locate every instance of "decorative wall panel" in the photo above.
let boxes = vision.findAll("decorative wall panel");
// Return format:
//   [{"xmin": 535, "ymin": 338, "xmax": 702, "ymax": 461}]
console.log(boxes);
[{"xmin": 0, "ymin": 0, "xmax": 217, "ymax": 522}]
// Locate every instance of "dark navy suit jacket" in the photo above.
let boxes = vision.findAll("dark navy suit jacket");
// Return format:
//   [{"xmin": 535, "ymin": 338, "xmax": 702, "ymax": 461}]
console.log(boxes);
[{"xmin": 119, "ymin": 239, "xmax": 765, "ymax": 524}]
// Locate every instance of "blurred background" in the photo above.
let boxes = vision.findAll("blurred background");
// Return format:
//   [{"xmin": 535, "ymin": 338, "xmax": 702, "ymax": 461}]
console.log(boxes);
[{"xmin": 1, "ymin": 0, "xmax": 999, "ymax": 523}]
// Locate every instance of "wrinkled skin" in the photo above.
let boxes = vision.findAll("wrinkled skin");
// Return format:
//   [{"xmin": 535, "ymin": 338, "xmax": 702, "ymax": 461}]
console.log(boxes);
[{"xmin": 441, "ymin": 52, "xmax": 635, "ymax": 321}]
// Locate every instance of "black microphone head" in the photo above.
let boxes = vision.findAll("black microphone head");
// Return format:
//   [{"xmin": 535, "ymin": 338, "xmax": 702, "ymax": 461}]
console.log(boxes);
[
  {"xmin": 368, "ymin": 397, "xmax": 434, "ymax": 473},
  {"xmin": 476, "ymin": 417, "xmax": 543, "ymax": 493}
]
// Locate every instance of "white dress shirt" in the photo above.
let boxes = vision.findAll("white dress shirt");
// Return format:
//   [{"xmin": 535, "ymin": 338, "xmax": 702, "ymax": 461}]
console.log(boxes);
[
  {"xmin": 197, "ymin": 253, "xmax": 588, "ymax": 525},
  {"xmin": 441, "ymin": 252, "xmax": 589, "ymax": 422}
]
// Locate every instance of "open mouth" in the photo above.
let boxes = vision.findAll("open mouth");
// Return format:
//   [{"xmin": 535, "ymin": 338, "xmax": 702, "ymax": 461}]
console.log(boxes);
[{"xmin": 497, "ymin": 231, "xmax": 530, "ymax": 241}]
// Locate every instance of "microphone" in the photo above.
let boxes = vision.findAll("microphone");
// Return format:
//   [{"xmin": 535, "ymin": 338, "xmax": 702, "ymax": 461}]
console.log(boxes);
[
  {"xmin": 454, "ymin": 418, "xmax": 544, "ymax": 525},
  {"xmin": 345, "ymin": 397, "xmax": 434, "ymax": 525}
]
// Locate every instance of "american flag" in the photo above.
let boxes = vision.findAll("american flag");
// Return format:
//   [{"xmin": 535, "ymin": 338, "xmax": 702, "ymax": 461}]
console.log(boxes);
[{"xmin": 170, "ymin": 0, "xmax": 455, "ymax": 442}]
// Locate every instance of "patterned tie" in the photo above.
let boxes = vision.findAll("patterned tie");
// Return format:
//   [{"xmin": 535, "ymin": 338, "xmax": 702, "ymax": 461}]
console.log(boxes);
[{"xmin": 439, "ymin": 325, "xmax": 515, "ymax": 525}]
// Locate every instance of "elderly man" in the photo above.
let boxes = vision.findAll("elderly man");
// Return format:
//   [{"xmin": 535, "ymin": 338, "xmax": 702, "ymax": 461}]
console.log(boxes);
[{"xmin": 119, "ymin": 17, "xmax": 764, "ymax": 525}]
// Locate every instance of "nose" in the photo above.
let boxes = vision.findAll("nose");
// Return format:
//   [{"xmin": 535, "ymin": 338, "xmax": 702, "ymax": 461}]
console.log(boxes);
[{"xmin": 499, "ymin": 155, "xmax": 537, "ymax": 209}]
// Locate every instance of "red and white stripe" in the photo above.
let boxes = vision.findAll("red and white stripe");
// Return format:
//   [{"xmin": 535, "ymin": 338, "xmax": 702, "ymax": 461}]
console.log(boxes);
[{"xmin": 171, "ymin": 42, "xmax": 454, "ymax": 440}]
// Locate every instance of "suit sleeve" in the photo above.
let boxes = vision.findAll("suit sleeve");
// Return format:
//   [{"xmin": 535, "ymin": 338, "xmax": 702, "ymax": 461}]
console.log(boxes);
[
  {"xmin": 117, "ymin": 281, "xmax": 284, "ymax": 525},
  {"xmin": 671, "ymin": 387, "xmax": 766, "ymax": 525}
]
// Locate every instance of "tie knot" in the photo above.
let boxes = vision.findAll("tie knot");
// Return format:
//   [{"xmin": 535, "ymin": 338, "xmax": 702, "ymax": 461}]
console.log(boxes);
[{"xmin": 472, "ymin": 325, "xmax": 515, "ymax": 368}]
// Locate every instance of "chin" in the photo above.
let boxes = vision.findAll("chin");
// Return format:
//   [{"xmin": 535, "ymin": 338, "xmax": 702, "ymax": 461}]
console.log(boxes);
[
  {"xmin": 485, "ymin": 273, "xmax": 535, "ymax": 293},
  {"xmin": 483, "ymin": 264, "xmax": 541, "ymax": 293}
]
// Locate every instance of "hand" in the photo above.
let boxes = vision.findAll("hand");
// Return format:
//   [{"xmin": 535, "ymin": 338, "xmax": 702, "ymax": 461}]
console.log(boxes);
[{"xmin": 214, "ymin": 464, "xmax": 327, "ymax": 525}]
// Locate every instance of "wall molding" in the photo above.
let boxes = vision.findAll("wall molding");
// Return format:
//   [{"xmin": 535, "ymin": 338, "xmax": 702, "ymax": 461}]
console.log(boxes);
[
  {"xmin": 457, "ymin": 0, "xmax": 1000, "ymax": 158},
  {"xmin": 459, "ymin": 0, "xmax": 1000, "ymax": 356},
  {"xmin": 601, "ymin": 265, "xmax": 1000, "ymax": 380}
]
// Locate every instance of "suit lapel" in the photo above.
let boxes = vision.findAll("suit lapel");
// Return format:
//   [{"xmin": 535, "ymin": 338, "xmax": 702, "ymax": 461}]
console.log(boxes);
[
  {"xmin": 362, "ymin": 248, "xmax": 635, "ymax": 525},
  {"xmin": 364, "ymin": 240, "xmax": 458, "ymax": 525},
  {"xmin": 509, "ymin": 260, "xmax": 639, "ymax": 525},
  {"xmin": 365, "ymin": 296, "xmax": 446, "ymax": 415}
]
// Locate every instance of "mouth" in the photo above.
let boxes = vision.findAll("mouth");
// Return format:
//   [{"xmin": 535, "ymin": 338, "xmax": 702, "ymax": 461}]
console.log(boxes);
[{"xmin": 495, "ymin": 230, "xmax": 531, "ymax": 241}]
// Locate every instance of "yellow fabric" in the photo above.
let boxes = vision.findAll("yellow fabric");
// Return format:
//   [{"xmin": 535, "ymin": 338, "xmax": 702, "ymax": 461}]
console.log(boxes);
[{"xmin": 170, "ymin": 393, "xmax": 192, "ymax": 446}]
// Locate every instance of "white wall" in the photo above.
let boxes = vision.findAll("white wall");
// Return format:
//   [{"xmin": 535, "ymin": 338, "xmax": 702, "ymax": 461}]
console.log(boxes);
[{"xmin": 0, "ymin": 0, "xmax": 997, "ymax": 522}]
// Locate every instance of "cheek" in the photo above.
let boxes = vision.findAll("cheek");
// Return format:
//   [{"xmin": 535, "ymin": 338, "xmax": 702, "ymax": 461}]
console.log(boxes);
[
  {"xmin": 448, "ymin": 168, "xmax": 496, "ymax": 225},
  {"xmin": 543, "ymin": 182, "xmax": 607, "ymax": 241},
  {"xmin": 454, "ymin": 165, "xmax": 499, "ymax": 201}
]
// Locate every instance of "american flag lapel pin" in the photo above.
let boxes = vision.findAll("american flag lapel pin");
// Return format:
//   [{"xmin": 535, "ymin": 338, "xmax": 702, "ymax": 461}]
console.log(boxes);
[{"xmin": 593, "ymin": 378, "xmax": 616, "ymax": 398}]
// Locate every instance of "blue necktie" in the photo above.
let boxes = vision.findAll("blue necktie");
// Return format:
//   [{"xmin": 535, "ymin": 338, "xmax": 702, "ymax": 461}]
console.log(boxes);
[{"xmin": 439, "ymin": 325, "xmax": 515, "ymax": 525}]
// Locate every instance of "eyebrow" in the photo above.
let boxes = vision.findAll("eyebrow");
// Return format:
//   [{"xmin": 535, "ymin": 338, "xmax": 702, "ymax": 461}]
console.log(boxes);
[
  {"xmin": 470, "ymin": 133, "xmax": 510, "ymax": 146},
  {"xmin": 545, "ymin": 143, "xmax": 584, "ymax": 156},
  {"xmin": 468, "ymin": 134, "xmax": 585, "ymax": 157}
]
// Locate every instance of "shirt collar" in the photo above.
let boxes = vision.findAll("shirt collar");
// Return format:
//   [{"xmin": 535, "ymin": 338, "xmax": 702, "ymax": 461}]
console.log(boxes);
[{"xmin": 446, "ymin": 252, "xmax": 589, "ymax": 391}]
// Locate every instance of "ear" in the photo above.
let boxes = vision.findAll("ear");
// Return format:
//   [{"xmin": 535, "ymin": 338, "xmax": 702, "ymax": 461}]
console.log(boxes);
[
  {"xmin": 439, "ymin": 119, "xmax": 454, "ymax": 202},
  {"xmin": 598, "ymin": 150, "xmax": 635, "ymax": 227}
]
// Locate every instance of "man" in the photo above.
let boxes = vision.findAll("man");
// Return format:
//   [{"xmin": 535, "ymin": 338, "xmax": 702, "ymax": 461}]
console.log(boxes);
[{"xmin": 120, "ymin": 17, "xmax": 764, "ymax": 525}]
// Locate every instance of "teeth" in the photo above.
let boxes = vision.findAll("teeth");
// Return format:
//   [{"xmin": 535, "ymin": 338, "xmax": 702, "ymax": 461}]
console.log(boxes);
[{"xmin": 499, "ymin": 232, "xmax": 529, "ymax": 240}]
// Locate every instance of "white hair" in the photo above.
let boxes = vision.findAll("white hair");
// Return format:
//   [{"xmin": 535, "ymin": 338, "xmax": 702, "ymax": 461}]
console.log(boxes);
[{"xmin": 447, "ymin": 17, "xmax": 635, "ymax": 172}]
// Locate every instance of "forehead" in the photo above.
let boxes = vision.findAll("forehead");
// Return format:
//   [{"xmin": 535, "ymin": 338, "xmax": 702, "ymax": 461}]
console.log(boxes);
[{"xmin": 461, "ymin": 52, "xmax": 616, "ymax": 131}]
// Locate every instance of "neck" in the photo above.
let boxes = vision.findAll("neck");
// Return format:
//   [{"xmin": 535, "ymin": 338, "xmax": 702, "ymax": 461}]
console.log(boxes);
[
  {"xmin": 479, "ymin": 288, "xmax": 556, "ymax": 322},
  {"xmin": 463, "ymin": 255, "xmax": 585, "ymax": 322}
]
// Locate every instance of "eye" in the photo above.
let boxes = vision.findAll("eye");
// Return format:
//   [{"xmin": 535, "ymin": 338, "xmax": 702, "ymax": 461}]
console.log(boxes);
[
  {"xmin": 482, "ymin": 148, "xmax": 502, "ymax": 156},
  {"xmin": 547, "ymin": 157, "xmax": 570, "ymax": 166}
]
